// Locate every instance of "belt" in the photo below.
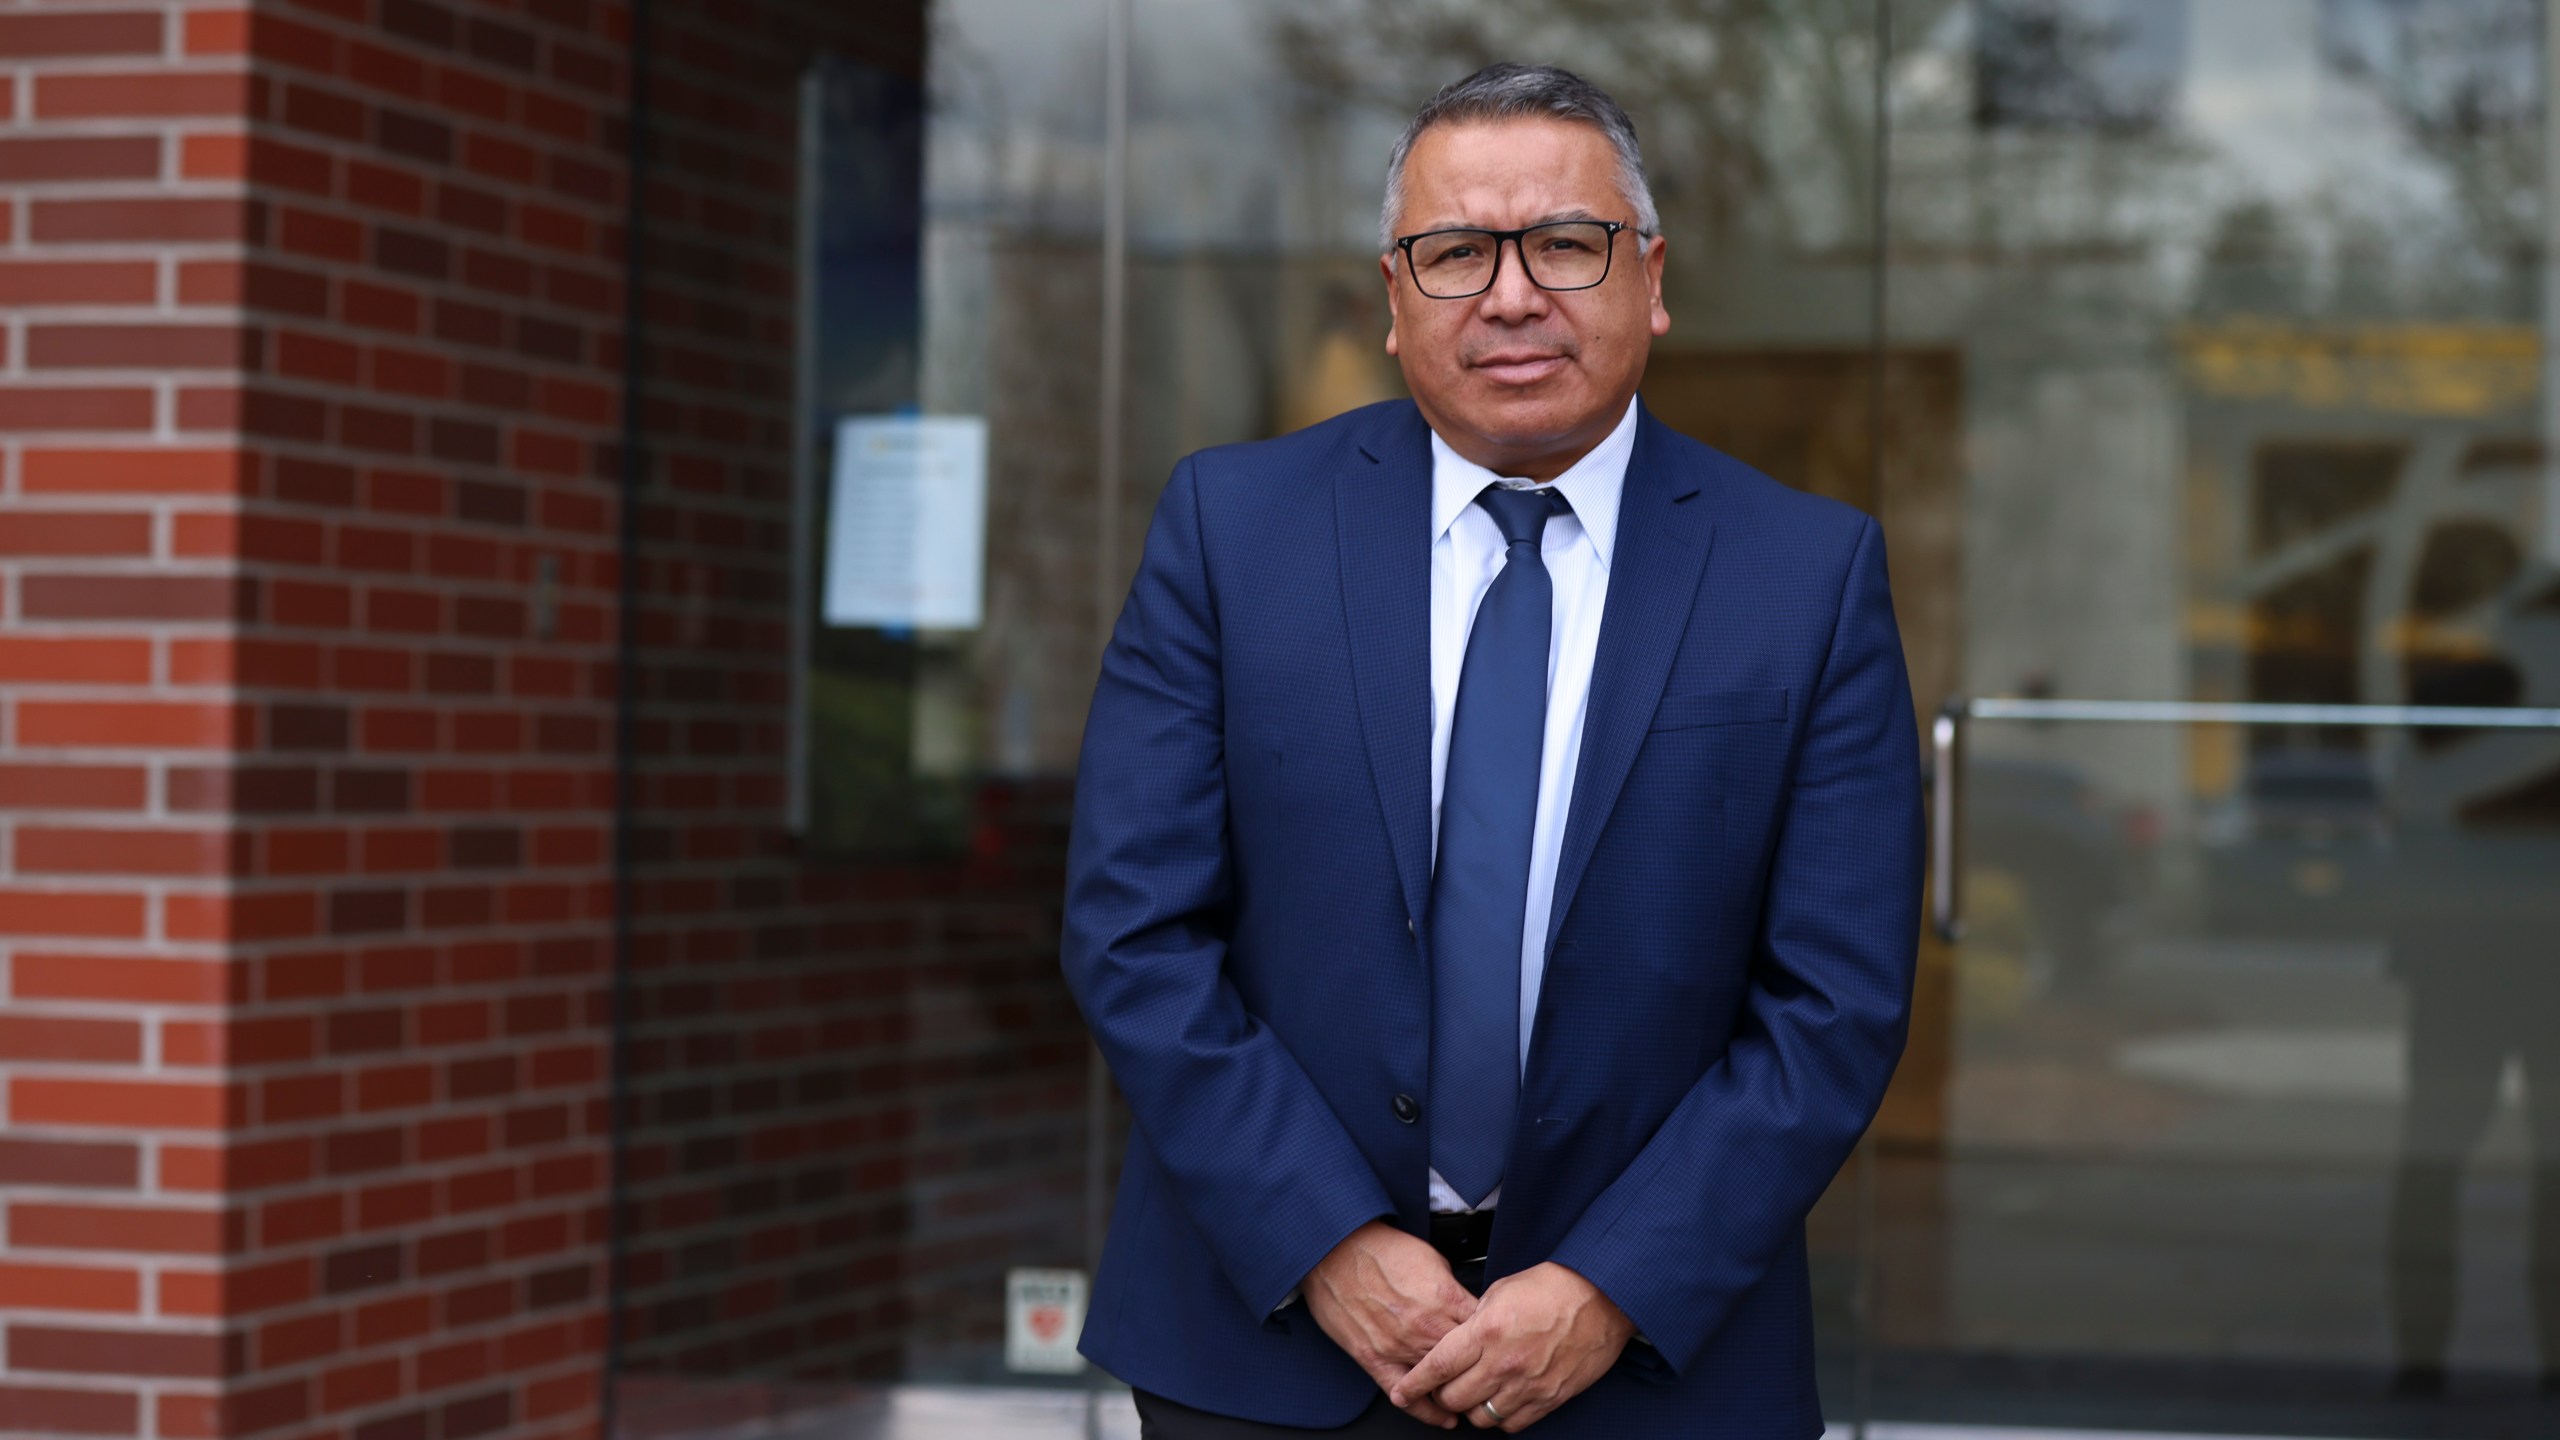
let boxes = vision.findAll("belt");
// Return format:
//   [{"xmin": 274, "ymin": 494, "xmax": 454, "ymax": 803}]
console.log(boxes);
[{"xmin": 1427, "ymin": 1209, "xmax": 1495, "ymax": 1266}]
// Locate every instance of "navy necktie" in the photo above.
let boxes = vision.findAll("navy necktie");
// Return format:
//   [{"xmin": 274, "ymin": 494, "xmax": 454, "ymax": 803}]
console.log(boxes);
[{"xmin": 1428, "ymin": 482, "xmax": 1567, "ymax": 1207}]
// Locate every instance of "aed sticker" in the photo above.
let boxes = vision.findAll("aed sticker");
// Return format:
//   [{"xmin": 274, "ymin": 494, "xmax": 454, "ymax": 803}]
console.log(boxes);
[{"xmin": 1004, "ymin": 1267, "xmax": 1089, "ymax": 1374}]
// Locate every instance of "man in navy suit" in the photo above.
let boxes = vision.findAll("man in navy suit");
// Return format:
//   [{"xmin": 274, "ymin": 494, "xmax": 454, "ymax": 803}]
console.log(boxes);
[{"xmin": 1063, "ymin": 63, "xmax": 1922, "ymax": 1435}]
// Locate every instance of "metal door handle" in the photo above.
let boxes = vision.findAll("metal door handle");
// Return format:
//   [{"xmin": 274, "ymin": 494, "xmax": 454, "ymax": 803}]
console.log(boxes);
[
  {"xmin": 1929, "ymin": 701, "xmax": 1962, "ymax": 942},
  {"xmin": 1923, "ymin": 695, "xmax": 2560, "ymax": 944}
]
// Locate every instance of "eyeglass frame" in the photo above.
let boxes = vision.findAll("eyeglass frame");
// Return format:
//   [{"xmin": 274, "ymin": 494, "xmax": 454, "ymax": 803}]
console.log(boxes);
[{"xmin": 1391, "ymin": 219, "xmax": 1650, "ymax": 299}]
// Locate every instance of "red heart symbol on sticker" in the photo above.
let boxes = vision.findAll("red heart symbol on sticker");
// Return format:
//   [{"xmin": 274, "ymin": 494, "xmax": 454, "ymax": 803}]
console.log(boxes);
[{"xmin": 1028, "ymin": 1305, "xmax": 1065, "ymax": 1341}]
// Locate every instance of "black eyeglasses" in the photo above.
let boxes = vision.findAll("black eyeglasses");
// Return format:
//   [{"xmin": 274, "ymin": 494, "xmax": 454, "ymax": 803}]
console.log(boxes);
[{"xmin": 1394, "ymin": 219, "xmax": 1642, "ymax": 299}]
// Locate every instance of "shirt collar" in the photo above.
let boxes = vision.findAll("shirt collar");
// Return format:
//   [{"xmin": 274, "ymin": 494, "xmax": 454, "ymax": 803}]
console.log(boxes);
[{"xmin": 1427, "ymin": 395, "xmax": 1637, "ymax": 574}]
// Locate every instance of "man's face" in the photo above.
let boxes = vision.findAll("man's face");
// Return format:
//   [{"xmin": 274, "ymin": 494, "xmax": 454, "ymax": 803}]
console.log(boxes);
[{"xmin": 1381, "ymin": 116, "xmax": 1671, "ymax": 480}]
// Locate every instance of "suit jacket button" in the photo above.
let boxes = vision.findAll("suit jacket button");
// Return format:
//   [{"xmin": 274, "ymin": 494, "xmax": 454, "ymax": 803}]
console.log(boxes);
[
  {"xmin": 1392, "ymin": 1094, "xmax": 1419, "ymax": 1123},
  {"xmin": 1406, "ymin": 917, "xmax": 1416, "ymax": 937}
]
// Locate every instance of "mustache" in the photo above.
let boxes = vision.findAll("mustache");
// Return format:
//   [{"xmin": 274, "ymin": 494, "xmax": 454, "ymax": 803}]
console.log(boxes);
[{"xmin": 1462, "ymin": 333, "xmax": 1578, "ymax": 366}]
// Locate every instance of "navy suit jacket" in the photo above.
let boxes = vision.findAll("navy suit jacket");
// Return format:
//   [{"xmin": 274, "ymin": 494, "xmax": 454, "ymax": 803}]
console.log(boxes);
[{"xmin": 1062, "ymin": 398, "xmax": 1922, "ymax": 1435}]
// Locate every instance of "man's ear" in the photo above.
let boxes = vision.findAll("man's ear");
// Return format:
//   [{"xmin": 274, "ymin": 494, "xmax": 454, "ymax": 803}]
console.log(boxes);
[
  {"xmin": 1379, "ymin": 252, "xmax": 1403, "ymax": 357},
  {"xmin": 1644, "ymin": 233, "xmax": 1671, "ymax": 338}
]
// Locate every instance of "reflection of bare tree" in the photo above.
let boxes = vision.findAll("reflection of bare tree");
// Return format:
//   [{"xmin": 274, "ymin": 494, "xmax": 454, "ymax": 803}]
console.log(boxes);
[
  {"xmin": 1271, "ymin": 0, "xmax": 1956, "ymax": 261},
  {"xmin": 1974, "ymin": 0, "xmax": 2176, "ymax": 134},
  {"xmin": 2323, "ymin": 0, "xmax": 2542, "ymax": 278}
]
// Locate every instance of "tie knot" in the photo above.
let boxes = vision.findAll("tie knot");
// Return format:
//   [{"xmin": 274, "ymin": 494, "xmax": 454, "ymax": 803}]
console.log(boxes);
[{"xmin": 1475, "ymin": 484, "xmax": 1566, "ymax": 548}]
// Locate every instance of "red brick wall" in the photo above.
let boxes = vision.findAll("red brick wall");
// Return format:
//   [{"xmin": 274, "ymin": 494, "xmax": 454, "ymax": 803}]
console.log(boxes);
[
  {"xmin": 6, "ymin": 0, "xmax": 1102, "ymax": 1429},
  {"xmin": 2, "ymin": 0, "xmax": 627, "ymax": 1436}
]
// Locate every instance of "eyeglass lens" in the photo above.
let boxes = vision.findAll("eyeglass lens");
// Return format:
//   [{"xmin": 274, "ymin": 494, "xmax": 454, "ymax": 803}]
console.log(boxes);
[{"xmin": 1408, "ymin": 222, "xmax": 1616, "ymax": 298}]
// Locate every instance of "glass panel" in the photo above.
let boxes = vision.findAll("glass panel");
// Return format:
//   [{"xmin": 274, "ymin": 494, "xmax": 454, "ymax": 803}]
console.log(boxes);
[
  {"xmin": 613, "ymin": 0, "xmax": 1115, "ymax": 1424},
  {"xmin": 1883, "ymin": 0, "xmax": 2560, "ymax": 1429},
  {"xmin": 1919, "ymin": 713, "xmax": 2560, "ymax": 1434}
]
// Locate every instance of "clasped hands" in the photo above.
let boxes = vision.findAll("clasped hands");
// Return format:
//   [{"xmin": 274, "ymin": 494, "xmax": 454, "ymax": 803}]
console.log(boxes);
[{"xmin": 1302, "ymin": 1220, "xmax": 1636, "ymax": 1431}]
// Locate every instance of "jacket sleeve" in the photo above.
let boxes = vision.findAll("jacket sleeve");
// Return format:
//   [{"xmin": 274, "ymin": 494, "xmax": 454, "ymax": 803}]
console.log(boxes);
[
  {"xmin": 1061, "ymin": 456, "xmax": 1396, "ymax": 1319},
  {"xmin": 1544, "ymin": 513, "xmax": 1922, "ymax": 1374}
]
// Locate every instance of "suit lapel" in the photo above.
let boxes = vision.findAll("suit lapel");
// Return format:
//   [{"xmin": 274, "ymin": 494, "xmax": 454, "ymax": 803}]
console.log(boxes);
[
  {"xmin": 1336, "ymin": 403, "xmax": 1436, "ymax": 936},
  {"xmin": 1545, "ymin": 403, "xmax": 1716, "ymax": 952}
]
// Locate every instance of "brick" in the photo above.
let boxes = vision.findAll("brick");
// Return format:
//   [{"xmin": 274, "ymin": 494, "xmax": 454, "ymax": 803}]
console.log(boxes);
[
  {"xmin": 257, "ymin": 1192, "xmax": 343, "ymax": 1250},
  {"xmin": 261, "ymin": 704, "xmax": 353, "ymax": 752},
  {"xmin": 282, "ymin": 83, "xmax": 368, "ymax": 142},
  {"xmin": 278, "ymin": 330, "xmax": 363, "ymax": 383},
  {"xmin": 375, "ymin": 226, "xmax": 450, "ymax": 278},
  {"xmin": 276, "ymin": 455, "xmax": 360, "ymax": 508},
  {"xmin": 0, "ymin": 761, "xmax": 149, "ymax": 812},
  {"xmin": 15, "ymin": 827, "xmax": 241, "ymax": 878},
  {"xmin": 16, "ymin": 701, "xmax": 253, "ymax": 750},
  {"xmin": 321, "ymin": 1241, "xmax": 402, "ymax": 1295},
  {"xmin": 0, "ymin": 1016, "xmax": 142, "ymax": 1064},
  {"xmin": 264, "ymin": 576, "xmax": 350, "ymax": 627},
  {"xmin": 463, "ymin": 132, "xmax": 538, "ymax": 184},
  {"xmin": 280, "ymin": 206, "xmax": 365, "ymax": 263},
  {"xmin": 0, "ymin": 1139, "xmax": 139, "ymax": 1190},
  {"xmin": 10, "ymin": 1077, "xmax": 243, "ymax": 1131},
  {"xmin": 254, "ymin": 1311, "xmax": 339, "ymax": 1368},
  {"xmin": 9, "ymin": 1326, "xmax": 237, "ymax": 1380},
  {"xmin": 375, "ymin": 347, "xmax": 454, "ymax": 398},
  {"xmin": 0, "ymin": 1263, "xmax": 140, "ymax": 1313},
  {"xmin": 0, "ymin": 637, "xmax": 155, "ymax": 684},
  {"xmin": 435, "ymin": 66, "xmax": 511, "ymax": 125},
  {"xmin": 0, "ymin": 136, "xmax": 160, "ymax": 183},
  {"xmin": 348, "ymin": 159, "xmax": 429, "ymax": 215},
  {"xmin": 382, "ymin": 0, "xmax": 457, "ymax": 49},
  {"xmin": 19, "ymin": 449, "xmax": 249, "ymax": 496},
  {"xmin": 31, "ymin": 198, "xmax": 260, "ymax": 245},
  {"xmin": 0, "ymin": 261, "xmax": 157, "ymax": 307},
  {"xmin": 344, "ymin": 280, "xmax": 424, "ymax": 333},
  {"xmin": 0, "ymin": 1384, "xmax": 136, "ymax": 1437},
  {"xmin": 0, "ymin": 12, "xmax": 162, "ymax": 57},
  {"xmin": 0, "ymin": 389, "xmax": 154, "ymax": 432},
  {"xmin": 28, "ymin": 325, "xmax": 252, "ymax": 371},
  {"xmin": 347, "ymin": 41, "xmax": 429, "ymax": 100},
  {"xmin": 182, "ymin": 8, "xmax": 250, "ymax": 54},
  {"xmin": 20, "ymin": 574, "xmax": 250, "ymax": 623},
  {"xmin": 11, "ymin": 953, "xmax": 235, "ymax": 1005},
  {"xmin": 353, "ymin": 1292, "xmax": 432, "ymax": 1348},
  {"xmin": 36, "ymin": 70, "xmax": 262, "ymax": 120},
  {"xmin": 257, "ymin": 827, "xmax": 349, "ymax": 878},
  {"xmin": 8, "ymin": 1204, "xmax": 237, "ymax": 1257},
  {"xmin": 355, "ymin": 1177, "xmax": 433, "ymax": 1228},
  {"xmin": 0, "ymin": 512, "xmax": 152, "ymax": 557},
  {"xmin": 322, "ymin": 1357, "xmax": 402, "ymax": 1413},
  {"xmin": 0, "ymin": 891, "xmax": 147, "ymax": 940}
]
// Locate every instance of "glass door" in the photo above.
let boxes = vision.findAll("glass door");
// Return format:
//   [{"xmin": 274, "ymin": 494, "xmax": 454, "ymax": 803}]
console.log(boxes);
[{"xmin": 1869, "ymin": 1, "xmax": 2560, "ymax": 1431}]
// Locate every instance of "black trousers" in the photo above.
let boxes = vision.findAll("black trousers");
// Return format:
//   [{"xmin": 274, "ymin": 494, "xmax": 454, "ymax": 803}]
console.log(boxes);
[
  {"xmin": 1133, "ymin": 1389, "xmax": 1451, "ymax": 1438},
  {"xmin": 1134, "ymin": 1258, "xmax": 1488, "ymax": 1438}
]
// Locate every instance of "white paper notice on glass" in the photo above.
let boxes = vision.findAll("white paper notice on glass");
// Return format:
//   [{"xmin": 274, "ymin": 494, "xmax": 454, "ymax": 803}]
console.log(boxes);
[{"xmin": 823, "ymin": 414, "xmax": 988, "ymax": 630}]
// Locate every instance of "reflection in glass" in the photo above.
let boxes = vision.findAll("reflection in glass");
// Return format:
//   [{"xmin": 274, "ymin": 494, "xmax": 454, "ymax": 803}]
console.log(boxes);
[{"xmin": 1885, "ymin": 0, "xmax": 2560, "ymax": 1427}]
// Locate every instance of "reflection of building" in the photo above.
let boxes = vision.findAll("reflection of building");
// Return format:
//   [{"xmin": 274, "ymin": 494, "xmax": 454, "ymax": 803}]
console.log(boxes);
[{"xmin": 2178, "ymin": 322, "xmax": 2560, "ymax": 823}]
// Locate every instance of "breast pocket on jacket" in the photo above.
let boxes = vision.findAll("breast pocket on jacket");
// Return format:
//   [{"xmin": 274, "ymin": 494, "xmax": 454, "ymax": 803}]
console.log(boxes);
[{"xmin": 1646, "ymin": 685, "xmax": 1791, "ymax": 732}]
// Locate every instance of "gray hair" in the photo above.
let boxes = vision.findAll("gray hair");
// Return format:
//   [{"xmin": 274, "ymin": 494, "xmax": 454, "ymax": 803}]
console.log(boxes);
[{"xmin": 1379, "ymin": 63, "xmax": 1661, "ymax": 255}]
